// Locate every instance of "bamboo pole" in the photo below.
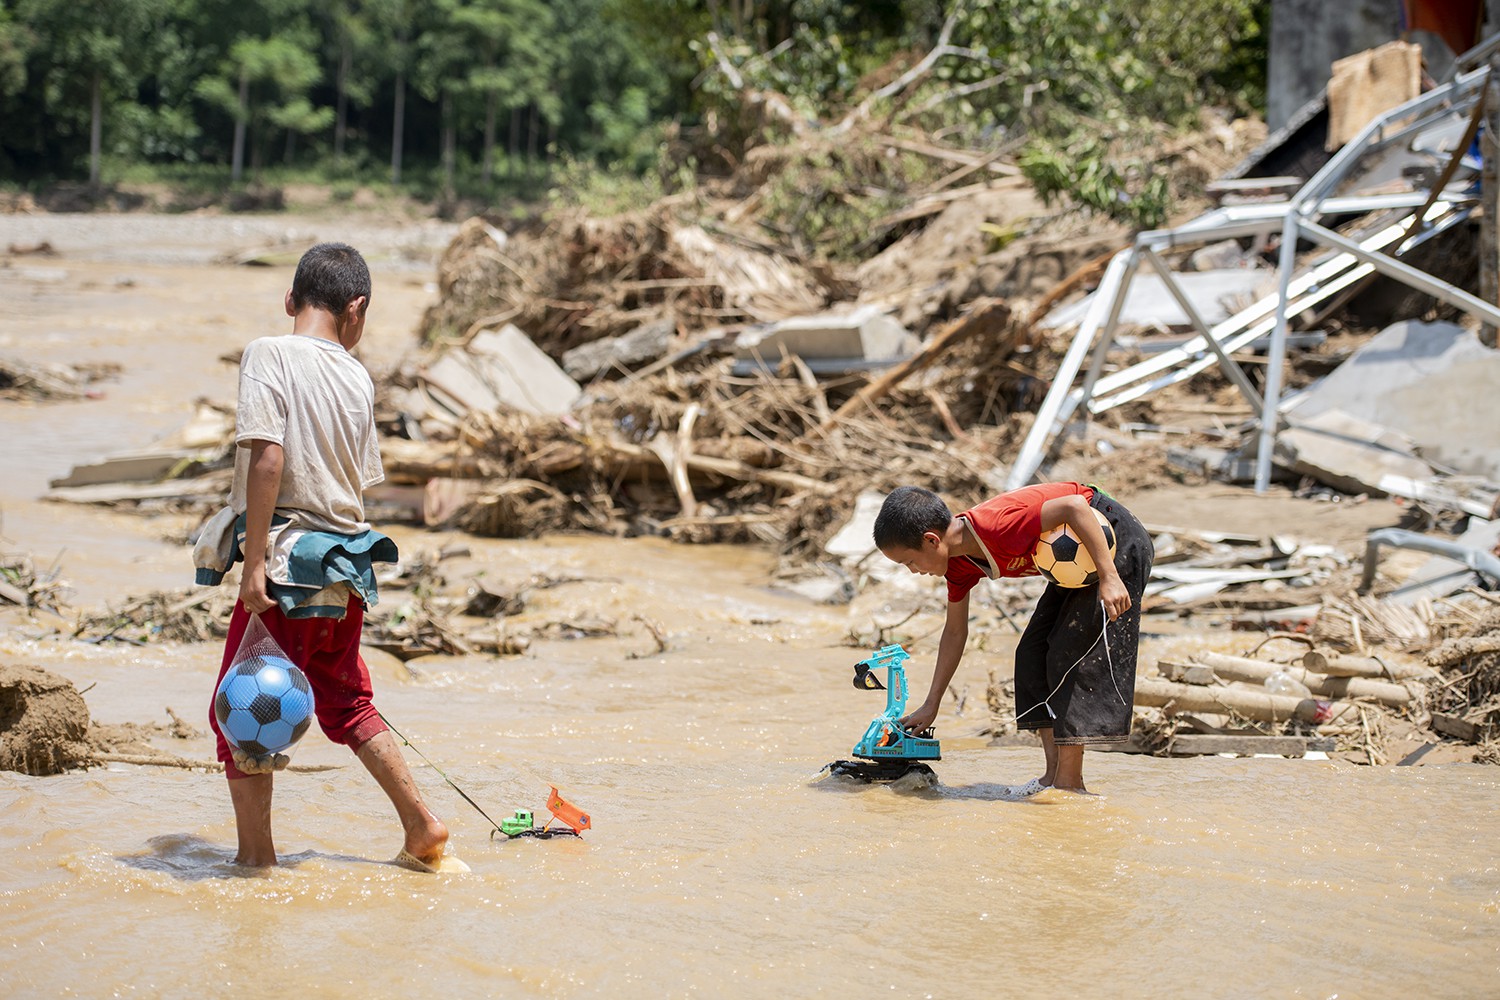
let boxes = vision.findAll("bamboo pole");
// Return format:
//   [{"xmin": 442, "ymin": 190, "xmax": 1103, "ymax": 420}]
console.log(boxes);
[
  {"xmin": 1134, "ymin": 676, "xmax": 1358, "ymax": 726},
  {"xmin": 91, "ymin": 751, "xmax": 341, "ymax": 773},
  {"xmin": 1195, "ymin": 652, "xmax": 1414, "ymax": 708},
  {"xmin": 1300, "ymin": 650, "xmax": 1434, "ymax": 680}
]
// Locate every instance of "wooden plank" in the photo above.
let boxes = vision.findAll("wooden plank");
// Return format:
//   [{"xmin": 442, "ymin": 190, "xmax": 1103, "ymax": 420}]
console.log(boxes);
[
  {"xmin": 43, "ymin": 476, "xmax": 228, "ymax": 504},
  {"xmin": 1430, "ymin": 712, "xmax": 1486, "ymax": 743},
  {"xmin": 1158, "ymin": 659, "xmax": 1216, "ymax": 685},
  {"xmin": 49, "ymin": 450, "xmax": 200, "ymax": 489},
  {"xmin": 1168, "ymin": 734, "xmax": 1333, "ymax": 757}
]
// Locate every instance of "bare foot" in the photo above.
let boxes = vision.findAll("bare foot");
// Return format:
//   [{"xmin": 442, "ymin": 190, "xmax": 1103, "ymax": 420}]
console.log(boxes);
[
  {"xmin": 233, "ymin": 849, "xmax": 278, "ymax": 867},
  {"xmin": 1048, "ymin": 783, "xmax": 1096, "ymax": 796}
]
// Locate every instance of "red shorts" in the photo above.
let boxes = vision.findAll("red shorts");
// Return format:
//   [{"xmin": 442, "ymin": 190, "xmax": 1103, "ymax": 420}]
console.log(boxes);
[{"xmin": 209, "ymin": 596, "xmax": 388, "ymax": 779}]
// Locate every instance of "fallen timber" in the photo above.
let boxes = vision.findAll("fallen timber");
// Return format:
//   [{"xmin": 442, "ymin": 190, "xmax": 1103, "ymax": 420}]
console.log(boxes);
[
  {"xmin": 1178, "ymin": 652, "xmax": 1415, "ymax": 708},
  {"xmin": 1163, "ymin": 734, "xmax": 1335, "ymax": 757},
  {"xmin": 1299, "ymin": 650, "xmax": 1435, "ymax": 680},
  {"xmin": 1134, "ymin": 675, "xmax": 1359, "ymax": 727},
  {"xmin": 383, "ymin": 427, "xmax": 833, "ymax": 496}
]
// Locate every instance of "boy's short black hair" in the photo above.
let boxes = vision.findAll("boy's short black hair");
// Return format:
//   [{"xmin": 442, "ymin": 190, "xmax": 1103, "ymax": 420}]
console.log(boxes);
[
  {"xmin": 873, "ymin": 486, "xmax": 953, "ymax": 551},
  {"xmin": 291, "ymin": 242, "xmax": 371, "ymax": 316}
]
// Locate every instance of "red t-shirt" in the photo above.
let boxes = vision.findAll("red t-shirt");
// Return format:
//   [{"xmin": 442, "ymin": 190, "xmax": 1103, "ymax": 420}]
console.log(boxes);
[{"xmin": 944, "ymin": 482, "xmax": 1094, "ymax": 602}]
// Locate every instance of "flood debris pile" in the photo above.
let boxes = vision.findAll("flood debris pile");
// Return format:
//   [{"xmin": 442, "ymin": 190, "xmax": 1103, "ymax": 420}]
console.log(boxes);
[
  {"xmin": 361, "ymin": 559, "xmax": 628, "ymax": 662},
  {"xmin": 385, "ymin": 294, "xmax": 1044, "ymax": 568},
  {"xmin": 418, "ymin": 209, "xmax": 831, "ymax": 354},
  {"xmin": 1423, "ymin": 597, "xmax": 1500, "ymax": 763},
  {"xmin": 19, "ymin": 40, "xmax": 1500, "ymax": 771},
  {"xmin": 72, "ymin": 589, "xmax": 237, "ymax": 645},
  {"xmin": 0, "ymin": 551, "xmax": 68, "ymax": 614},
  {"xmin": 0, "ymin": 357, "xmax": 120, "ymax": 401},
  {"xmin": 1081, "ymin": 581, "xmax": 1500, "ymax": 765},
  {"xmin": 1125, "ymin": 640, "xmax": 1429, "ymax": 766},
  {"xmin": 42, "ymin": 400, "xmax": 236, "ymax": 512},
  {"xmin": 1141, "ymin": 527, "xmax": 1358, "ymax": 622}
]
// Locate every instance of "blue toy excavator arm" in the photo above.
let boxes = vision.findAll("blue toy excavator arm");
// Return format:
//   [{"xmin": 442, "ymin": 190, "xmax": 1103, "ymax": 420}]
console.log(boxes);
[
  {"xmin": 847, "ymin": 644, "xmax": 940, "ymax": 762},
  {"xmin": 868, "ymin": 644, "xmax": 909, "ymax": 719}
]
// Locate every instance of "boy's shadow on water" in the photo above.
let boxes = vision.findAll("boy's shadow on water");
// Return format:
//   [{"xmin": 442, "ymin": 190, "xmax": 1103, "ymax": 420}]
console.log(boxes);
[
  {"xmin": 810, "ymin": 772, "xmax": 1072, "ymax": 804},
  {"xmin": 117, "ymin": 833, "xmax": 384, "ymax": 881},
  {"xmin": 936, "ymin": 782, "xmax": 1081, "ymax": 803}
]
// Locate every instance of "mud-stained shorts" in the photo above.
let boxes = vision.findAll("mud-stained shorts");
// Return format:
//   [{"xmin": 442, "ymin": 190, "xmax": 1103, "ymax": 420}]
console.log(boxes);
[
  {"xmin": 1013, "ymin": 489, "xmax": 1154, "ymax": 745},
  {"xmin": 210, "ymin": 595, "xmax": 388, "ymax": 778}
]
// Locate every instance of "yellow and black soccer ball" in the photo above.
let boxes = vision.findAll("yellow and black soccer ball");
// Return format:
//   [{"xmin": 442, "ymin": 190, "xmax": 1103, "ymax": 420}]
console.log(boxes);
[{"xmin": 1032, "ymin": 508, "xmax": 1117, "ymax": 588}]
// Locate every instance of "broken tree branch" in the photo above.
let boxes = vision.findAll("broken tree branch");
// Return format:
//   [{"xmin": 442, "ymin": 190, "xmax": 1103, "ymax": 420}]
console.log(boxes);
[
  {"xmin": 831, "ymin": 7, "xmax": 963, "ymax": 135},
  {"xmin": 821, "ymin": 298, "xmax": 1012, "ymax": 433}
]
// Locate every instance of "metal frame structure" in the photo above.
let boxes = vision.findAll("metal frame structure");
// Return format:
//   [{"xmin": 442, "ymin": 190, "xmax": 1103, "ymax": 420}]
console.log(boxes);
[{"xmin": 1008, "ymin": 63, "xmax": 1500, "ymax": 492}]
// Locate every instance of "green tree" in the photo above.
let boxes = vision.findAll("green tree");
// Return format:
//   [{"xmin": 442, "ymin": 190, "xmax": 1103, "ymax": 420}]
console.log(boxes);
[
  {"xmin": 196, "ymin": 32, "xmax": 330, "ymax": 181},
  {"xmin": 555, "ymin": 0, "xmax": 698, "ymax": 167},
  {"xmin": 14, "ymin": 0, "xmax": 163, "ymax": 184},
  {"xmin": 325, "ymin": 0, "xmax": 381, "ymax": 167},
  {"xmin": 349, "ymin": 0, "xmax": 419, "ymax": 184},
  {"xmin": 0, "ymin": 3, "xmax": 29, "ymax": 98},
  {"xmin": 412, "ymin": 0, "xmax": 465, "ymax": 197}
]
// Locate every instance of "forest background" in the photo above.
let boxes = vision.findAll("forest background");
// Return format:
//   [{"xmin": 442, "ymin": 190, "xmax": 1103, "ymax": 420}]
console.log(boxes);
[{"xmin": 0, "ymin": 0, "xmax": 1268, "ymax": 225}]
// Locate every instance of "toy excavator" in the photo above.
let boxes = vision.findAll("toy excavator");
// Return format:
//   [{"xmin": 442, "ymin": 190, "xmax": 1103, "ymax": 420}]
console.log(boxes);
[
  {"xmin": 494, "ymin": 786, "xmax": 592, "ymax": 841},
  {"xmin": 825, "ymin": 644, "xmax": 941, "ymax": 782}
]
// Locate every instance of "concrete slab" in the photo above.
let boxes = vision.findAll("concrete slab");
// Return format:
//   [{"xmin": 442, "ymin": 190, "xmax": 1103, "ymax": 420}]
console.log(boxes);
[
  {"xmin": 1041, "ymin": 269, "xmax": 1270, "ymax": 330},
  {"xmin": 734, "ymin": 304, "xmax": 917, "ymax": 362},
  {"xmin": 1290, "ymin": 320, "xmax": 1500, "ymax": 481},
  {"xmin": 562, "ymin": 318, "xmax": 675, "ymax": 381},
  {"xmin": 421, "ymin": 324, "xmax": 581, "ymax": 418},
  {"xmin": 825, "ymin": 491, "xmax": 885, "ymax": 562},
  {"xmin": 1273, "ymin": 408, "xmax": 1433, "ymax": 496},
  {"xmin": 421, "ymin": 353, "xmax": 499, "ymax": 416}
]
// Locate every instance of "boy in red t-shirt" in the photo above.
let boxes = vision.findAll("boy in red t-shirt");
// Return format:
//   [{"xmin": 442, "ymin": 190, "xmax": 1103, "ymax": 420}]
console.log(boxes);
[{"xmin": 873, "ymin": 482, "xmax": 1153, "ymax": 793}]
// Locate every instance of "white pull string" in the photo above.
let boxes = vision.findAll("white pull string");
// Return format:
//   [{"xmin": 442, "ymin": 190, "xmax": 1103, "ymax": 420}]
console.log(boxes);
[{"xmin": 1009, "ymin": 599, "xmax": 1122, "ymax": 725}]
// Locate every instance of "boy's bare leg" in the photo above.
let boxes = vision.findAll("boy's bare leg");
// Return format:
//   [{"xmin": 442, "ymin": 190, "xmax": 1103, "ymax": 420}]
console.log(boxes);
[
  {"xmin": 228, "ymin": 773, "xmax": 278, "ymax": 866},
  {"xmin": 355, "ymin": 731, "xmax": 449, "ymax": 865},
  {"xmin": 1037, "ymin": 729, "xmax": 1086, "ymax": 790},
  {"xmin": 1038, "ymin": 727, "xmax": 1059, "ymax": 785},
  {"xmin": 1053, "ymin": 745, "xmax": 1086, "ymax": 791}
]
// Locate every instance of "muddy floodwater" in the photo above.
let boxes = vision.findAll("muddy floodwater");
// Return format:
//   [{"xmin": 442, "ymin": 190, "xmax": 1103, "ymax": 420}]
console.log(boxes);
[{"xmin": 2, "ymin": 214, "xmax": 1498, "ymax": 998}]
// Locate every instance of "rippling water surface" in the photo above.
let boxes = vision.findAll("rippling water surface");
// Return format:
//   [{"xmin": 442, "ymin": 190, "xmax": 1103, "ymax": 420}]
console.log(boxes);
[{"xmin": 4, "ymin": 548, "xmax": 1498, "ymax": 999}]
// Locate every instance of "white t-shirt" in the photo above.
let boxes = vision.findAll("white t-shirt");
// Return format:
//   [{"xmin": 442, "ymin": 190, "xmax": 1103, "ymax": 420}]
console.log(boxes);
[{"xmin": 231, "ymin": 333, "xmax": 384, "ymax": 535}]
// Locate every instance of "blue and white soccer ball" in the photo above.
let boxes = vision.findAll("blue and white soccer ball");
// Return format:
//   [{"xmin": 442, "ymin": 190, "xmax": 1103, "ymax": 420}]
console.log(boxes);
[{"xmin": 214, "ymin": 655, "xmax": 315, "ymax": 756}]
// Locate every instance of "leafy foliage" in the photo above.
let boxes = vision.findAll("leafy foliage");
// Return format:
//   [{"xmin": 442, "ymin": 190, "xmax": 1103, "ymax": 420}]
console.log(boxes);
[
  {"xmin": 1019, "ymin": 134, "xmax": 1171, "ymax": 230},
  {"xmin": 0, "ymin": 0, "xmax": 1269, "ymax": 219}
]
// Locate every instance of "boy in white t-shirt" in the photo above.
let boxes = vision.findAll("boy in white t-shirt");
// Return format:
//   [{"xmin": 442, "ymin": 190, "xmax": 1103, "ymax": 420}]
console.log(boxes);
[{"xmin": 206, "ymin": 243, "xmax": 456, "ymax": 872}]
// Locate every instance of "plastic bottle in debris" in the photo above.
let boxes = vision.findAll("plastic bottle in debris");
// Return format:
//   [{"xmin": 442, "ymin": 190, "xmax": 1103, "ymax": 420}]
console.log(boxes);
[{"xmin": 1264, "ymin": 670, "xmax": 1313, "ymax": 699}]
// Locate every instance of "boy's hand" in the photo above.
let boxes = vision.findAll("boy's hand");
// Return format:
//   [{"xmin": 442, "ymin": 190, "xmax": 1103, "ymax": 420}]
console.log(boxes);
[
  {"xmin": 238, "ymin": 572, "xmax": 274, "ymax": 614},
  {"xmin": 898, "ymin": 701, "xmax": 939, "ymax": 734},
  {"xmin": 231, "ymin": 747, "xmax": 290, "ymax": 774},
  {"xmin": 1099, "ymin": 572, "xmax": 1131, "ymax": 621}
]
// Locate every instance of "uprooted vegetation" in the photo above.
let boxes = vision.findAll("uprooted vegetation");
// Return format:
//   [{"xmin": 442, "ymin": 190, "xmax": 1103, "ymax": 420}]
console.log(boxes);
[{"xmin": 16, "ymin": 18, "xmax": 1500, "ymax": 771}]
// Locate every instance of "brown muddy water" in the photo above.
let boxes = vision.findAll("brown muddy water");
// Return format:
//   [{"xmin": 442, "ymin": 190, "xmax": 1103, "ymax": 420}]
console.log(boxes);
[{"xmin": 2, "ymin": 214, "xmax": 1498, "ymax": 999}]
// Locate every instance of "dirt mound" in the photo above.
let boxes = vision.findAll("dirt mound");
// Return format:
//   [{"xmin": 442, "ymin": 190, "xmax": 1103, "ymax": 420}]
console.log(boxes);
[{"xmin": 0, "ymin": 665, "xmax": 91, "ymax": 775}]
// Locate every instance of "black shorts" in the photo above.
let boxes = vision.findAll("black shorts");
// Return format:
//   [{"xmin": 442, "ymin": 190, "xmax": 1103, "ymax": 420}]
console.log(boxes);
[{"xmin": 1013, "ymin": 489, "xmax": 1154, "ymax": 745}]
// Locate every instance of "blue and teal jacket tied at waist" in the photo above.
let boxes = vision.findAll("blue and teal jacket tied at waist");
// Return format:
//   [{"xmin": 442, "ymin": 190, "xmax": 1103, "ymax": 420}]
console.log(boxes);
[{"xmin": 193, "ymin": 509, "xmax": 398, "ymax": 619}]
